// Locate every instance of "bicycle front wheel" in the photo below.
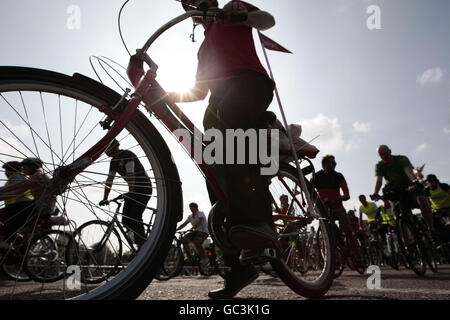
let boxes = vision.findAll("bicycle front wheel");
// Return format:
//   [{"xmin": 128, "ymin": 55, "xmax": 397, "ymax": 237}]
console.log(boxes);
[
  {"xmin": 269, "ymin": 163, "xmax": 335, "ymax": 298},
  {"xmin": 398, "ymin": 218, "xmax": 426, "ymax": 276},
  {"xmin": 0, "ymin": 67, "xmax": 182, "ymax": 299}
]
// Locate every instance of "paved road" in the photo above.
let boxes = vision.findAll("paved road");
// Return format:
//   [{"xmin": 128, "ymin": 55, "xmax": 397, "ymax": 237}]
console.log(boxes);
[{"xmin": 138, "ymin": 264, "xmax": 450, "ymax": 300}]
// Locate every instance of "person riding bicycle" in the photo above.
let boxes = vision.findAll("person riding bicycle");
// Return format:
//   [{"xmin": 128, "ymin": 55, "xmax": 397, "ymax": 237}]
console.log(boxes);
[
  {"xmin": 0, "ymin": 161, "xmax": 34, "ymax": 249},
  {"xmin": 176, "ymin": 202, "xmax": 210, "ymax": 267},
  {"xmin": 376, "ymin": 199, "xmax": 396, "ymax": 250},
  {"xmin": 168, "ymin": 0, "xmax": 276, "ymax": 298},
  {"xmin": 358, "ymin": 194, "xmax": 379, "ymax": 233},
  {"xmin": 371, "ymin": 144, "xmax": 434, "ymax": 231},
  {"xmin": 100, "ymin": 139, "xmax": 152, "ymax": 248},
  {"xmin": 314, "ymin": 155, "xmax": 363, "ymax": 267},
  {"xmin": 424, "ymin": 174, "xmax": 450, "ymax": 242}
]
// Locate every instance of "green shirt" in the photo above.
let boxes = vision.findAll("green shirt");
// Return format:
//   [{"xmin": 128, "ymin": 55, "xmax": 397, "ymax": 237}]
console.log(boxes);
[{"xmin": 375, "ymin": 155, "xmax": 413, "ymax": 188}]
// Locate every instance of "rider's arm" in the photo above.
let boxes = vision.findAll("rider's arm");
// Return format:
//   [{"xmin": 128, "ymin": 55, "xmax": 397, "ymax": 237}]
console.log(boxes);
[
  {"xmin": 404, "ymin": 165, "xmax": 416, "ymax": 182},
  {"xmin": 166, "ymin": 81, "xmax": 209, "ymax": 104},
  {"xmin": 102, "ymin": 171, "xmax": 115, "ymax": 201},
  {"xmin": 339, "ymin": 179, "xmax": 350, "ymax": 201},
  {"xmin": 373, "ymin": 175, "xmax": 383, "ymax": 195},
  {"xmin": 176, "ymin": 219, "xmax": 189, "ymax": 231},
  {"xmin": 222, "ymin": 1, "xmax": 275, "ymax": 31}
]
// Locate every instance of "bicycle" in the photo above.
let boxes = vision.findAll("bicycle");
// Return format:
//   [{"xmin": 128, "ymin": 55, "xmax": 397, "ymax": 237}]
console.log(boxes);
[
  {"xmin": 155, "ymin": 230, "xmax": 226, "ymax": 280},
  {"xmin": 70, "ymin": 194, "xmax": 149, "ymax": 284},
  {"xmin": 321, "ymin": 199, "xmax": 367, "ymax": 277},
  {"xmin": 0, "ymin": 5, "xmax": 335, "ymax": 299},
  {"xmin": 371, "ymin": 184, "xmax": 436, "ymax": 276},
  {"xmin": 0, "ymin": 209, "xmax": 74, "ymax": 284}
]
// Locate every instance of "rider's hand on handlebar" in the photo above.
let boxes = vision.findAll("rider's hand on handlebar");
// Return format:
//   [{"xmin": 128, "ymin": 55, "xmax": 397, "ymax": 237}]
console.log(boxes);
[
  {"xmin": 370, "ymin": 193, "xmax": 380, "ymax": 201},
  {"xmin": 222, "ymin": 1, "xmax": 248, "ymax": 24},
  {"xmin": 99, "ymin": 199, "xmax": 109, "ymax": 206}
]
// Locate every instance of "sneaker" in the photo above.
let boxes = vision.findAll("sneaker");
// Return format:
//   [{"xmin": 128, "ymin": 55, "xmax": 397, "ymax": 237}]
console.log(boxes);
[{"xmin": 208, "ymin": 265, "xmax": 258, "ymax": 299}]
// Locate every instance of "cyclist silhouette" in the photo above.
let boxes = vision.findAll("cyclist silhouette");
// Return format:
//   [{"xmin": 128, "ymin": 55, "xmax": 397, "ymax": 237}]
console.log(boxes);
[
  {"xmin": 168, "ymin": 0, "xmax": 276, "ymax": 299},
  {"xmin": 100, "ymin": 139, "xmax": 152, "ymax": 248}
]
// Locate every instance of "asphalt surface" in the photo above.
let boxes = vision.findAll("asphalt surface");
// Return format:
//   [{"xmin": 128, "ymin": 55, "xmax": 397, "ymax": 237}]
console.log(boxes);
[{"xmin": 138, "ymin": 264, "xmax": 450, "ymax": 300}]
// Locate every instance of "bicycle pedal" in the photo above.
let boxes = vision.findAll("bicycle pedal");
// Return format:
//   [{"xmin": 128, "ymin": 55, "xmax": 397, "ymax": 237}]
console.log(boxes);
[{"xmin": 239, "ymin": 248, "xmax": 278, "ymax": 265}]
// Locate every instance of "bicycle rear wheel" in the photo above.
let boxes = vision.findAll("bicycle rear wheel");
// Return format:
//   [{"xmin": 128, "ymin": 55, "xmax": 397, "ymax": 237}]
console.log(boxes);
[
  {"xmin": 268, "ymin": 163, "xmax": 335, "ymax": 298},
  {"xmin": 71, "ymin": 220, "xmax": 123, "ymax": 284},
  {"xmin": 0, "ymin": 67, "xmax": 182, "ymax": 299}
]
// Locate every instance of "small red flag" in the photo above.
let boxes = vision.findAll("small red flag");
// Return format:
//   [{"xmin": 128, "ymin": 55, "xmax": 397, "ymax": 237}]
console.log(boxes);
[{"xmin": 258, "ymin": 32, "xmax": 292, "ymax": 54}]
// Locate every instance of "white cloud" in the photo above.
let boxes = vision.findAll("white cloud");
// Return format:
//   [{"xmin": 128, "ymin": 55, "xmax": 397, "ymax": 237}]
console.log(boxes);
[
  {"xmin": 417, "ymin": 67, "xmax": 444, "ymax": 85},
  {"xmin": 353, "ymin": 121, "xmax": 372, "ymax": 133},
  {"xmin": 444, "ymin": 128, "xmax": 450, "ymax": 135},
  {"xmin": 416, "ymin": 143, "xmax": 428, "ymax": 152},
  {"xmin": 299, "ymin": 114, "xmax": 347, "ymax": 153}
]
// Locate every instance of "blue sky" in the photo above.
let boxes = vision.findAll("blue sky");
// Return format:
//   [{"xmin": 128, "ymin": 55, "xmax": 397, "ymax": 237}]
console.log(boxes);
[{"xmin": 1, "ymin": 0, "xmax": 449, "ymax": 217}]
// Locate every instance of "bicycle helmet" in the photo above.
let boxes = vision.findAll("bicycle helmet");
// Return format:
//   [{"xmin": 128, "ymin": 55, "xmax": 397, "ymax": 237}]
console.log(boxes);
[
  {"xmin": 20, "ymin": 157, "xmax": 44, "ymax": 171},
  {"xmin": 2, "ymin": 161, "xmax": 21, "ymax": 172}
]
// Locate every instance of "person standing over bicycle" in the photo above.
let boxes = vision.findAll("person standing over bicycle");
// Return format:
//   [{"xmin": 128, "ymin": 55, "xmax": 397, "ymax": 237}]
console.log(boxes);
[
  {"xmin": 168, "ymin": 0, "xmax": 277, "ymax": 299},
  {"xmin": 100, "ymin": 139, "xmax": 152, "ymax": 248},
  {"xmin": 314, "ymin": 155, "xmax": 363, "ymax": 267},
  {"xmin": 371, "ymin": 144, "xmax": 434, "ymax": 231},
  {"xmin": 176, "ymin": 202, "xmax": 210, "ymax": 267}
]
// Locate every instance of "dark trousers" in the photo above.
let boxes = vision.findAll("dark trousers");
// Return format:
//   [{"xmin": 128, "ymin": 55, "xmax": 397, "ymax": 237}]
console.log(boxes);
[
  {"xmin": 122, "ymin": 193, "xmax": 151, "ymax": 246},
  {"xmin": 203, "ymin": 71, "xmax": 274, "ymax": 270}
]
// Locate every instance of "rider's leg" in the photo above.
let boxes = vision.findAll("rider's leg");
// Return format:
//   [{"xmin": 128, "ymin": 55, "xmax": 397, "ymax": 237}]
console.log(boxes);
[
  {"xmin": 122, "ymin": 193, "xmax": 150, "ymax": 247},
  {"xmin": 416, "ymin": 195, "xmax": 434, "ymax": 231},
  {"xmin": 333, "ymin": 206, "xmax": 361, "ymax": 260},
  {"xmin": 192, "ymin": 235, "xmax": 207, "ymax": 260}
]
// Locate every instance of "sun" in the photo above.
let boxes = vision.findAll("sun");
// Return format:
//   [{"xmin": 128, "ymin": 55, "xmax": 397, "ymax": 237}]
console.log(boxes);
[{"xmin": 156, "ymin": 51, "xmax": 198, "ymax": 93}]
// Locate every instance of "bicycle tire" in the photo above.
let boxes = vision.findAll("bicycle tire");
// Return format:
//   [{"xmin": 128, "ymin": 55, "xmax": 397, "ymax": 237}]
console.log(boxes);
[
  {"xmin": 397, "ymin": 217, "xmax": 426, "ymax": 276},
  {"xmin": 333, "ymin": 246, "xmax": 345, "ymax": 278},
  {"xmin": 268, "ymin": 163, "xmax": 335, "ymax": 298},
  {"xmin": 0, "ymin": 67, "xmax": 182, "ymax": 299},
  {"xmin": 71, "ymin": 220, "xmax": 123, "ymax": 284},
  {"xmin": 161, "ymin": 244, "xmax": 184, "ymax": 279},
  {"xmin": 25, "ymin": 230, "xmax": 74, "ymax": 283}
]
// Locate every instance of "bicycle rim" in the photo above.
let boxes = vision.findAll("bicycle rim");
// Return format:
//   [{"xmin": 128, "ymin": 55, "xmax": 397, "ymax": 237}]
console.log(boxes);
[
  {"xmin": 269, "ymin": 163, "xmax": 335, "ymax": 298},
  {"xmin": 0, "ymin": 67, "xmax": 182, "ymax": 299}
]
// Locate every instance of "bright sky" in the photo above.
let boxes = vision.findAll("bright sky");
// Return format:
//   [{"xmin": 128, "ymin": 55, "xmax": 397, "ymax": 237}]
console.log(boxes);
[{"xmin": 1, "ymin": 0, "xmax": 449, "ymax": 222}]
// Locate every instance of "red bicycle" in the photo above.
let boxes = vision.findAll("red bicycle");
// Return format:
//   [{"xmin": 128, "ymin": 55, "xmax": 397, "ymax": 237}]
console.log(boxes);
[{"xmin": 0, "ymin": 6, "xmax": 334, "ymax": 299}]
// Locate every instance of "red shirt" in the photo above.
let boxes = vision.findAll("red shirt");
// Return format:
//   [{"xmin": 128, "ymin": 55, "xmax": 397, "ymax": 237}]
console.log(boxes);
[{"xmin": 196, "ymin": 1, "xmax": 272, "ymax": 93}]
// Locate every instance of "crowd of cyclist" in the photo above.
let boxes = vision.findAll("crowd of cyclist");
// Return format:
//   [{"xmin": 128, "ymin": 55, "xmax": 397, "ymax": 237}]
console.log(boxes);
[{"xmin": 173, "ymin": 143, "xmax": 450, "ymax": 278}]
